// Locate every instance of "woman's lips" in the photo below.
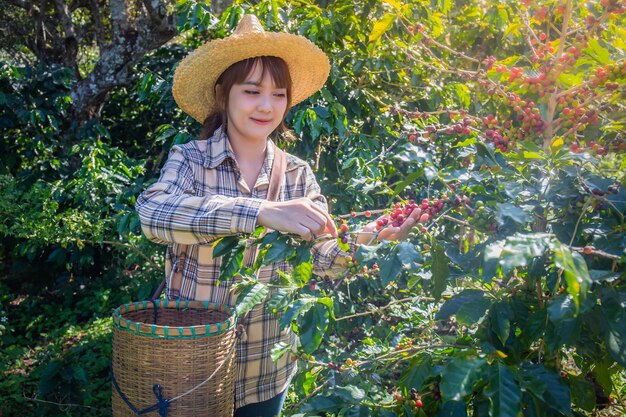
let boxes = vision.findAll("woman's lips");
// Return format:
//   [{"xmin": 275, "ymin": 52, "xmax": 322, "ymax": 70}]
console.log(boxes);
[{"xmin": 251, "ymin": 118, "xmax": 272, "ymax": 124}]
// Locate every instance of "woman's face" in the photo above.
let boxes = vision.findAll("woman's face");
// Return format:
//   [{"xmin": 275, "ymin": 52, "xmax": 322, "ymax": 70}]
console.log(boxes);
[{"xmin": 225, "ymin": 62, "xmax": 288, "ymax": 144}]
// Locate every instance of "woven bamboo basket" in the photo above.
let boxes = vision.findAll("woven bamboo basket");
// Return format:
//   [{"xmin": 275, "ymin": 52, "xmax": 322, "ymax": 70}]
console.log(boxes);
[{"xmin": 111, "ymin": 299, "xmax": 237, "ymax": 417}]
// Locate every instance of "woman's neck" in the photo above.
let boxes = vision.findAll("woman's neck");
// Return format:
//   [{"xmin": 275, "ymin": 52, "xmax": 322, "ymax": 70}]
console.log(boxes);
[{"xmin": 228, "ymin": 134, "xmax": 267, "ymax": 166}]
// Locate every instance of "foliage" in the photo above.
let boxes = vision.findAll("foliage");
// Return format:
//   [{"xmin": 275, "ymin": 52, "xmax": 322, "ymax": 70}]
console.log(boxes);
[{"xmin": 1, "ymin": 0, "xmax": 625, "ymax": 416}]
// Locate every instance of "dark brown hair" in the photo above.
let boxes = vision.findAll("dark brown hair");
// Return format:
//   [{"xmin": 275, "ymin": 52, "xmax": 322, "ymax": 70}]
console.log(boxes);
[{"xmin": 199, "ymin": 56, "xmax": 295, "ymax": 142}]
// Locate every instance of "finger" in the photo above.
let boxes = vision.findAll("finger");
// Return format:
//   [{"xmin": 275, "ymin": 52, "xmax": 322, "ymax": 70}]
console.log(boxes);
[
  {"xmin": 303, "ymin": 201, "xmax": 329, "ymax": 223},
  {"xmin": 307, "ymin": 201, "xmax": 338, "ymax": 237},
  {"xmin": 408, "ymin": 207, "xmax": 422, "ymax": 221},
  {"xmin": 324, "ymin": 213, "xmax": 338, "ymax": 237},
  {"xmin": 397, "ymin": 215, "xmax": 417, "ymax": 237},
  {"xmin": 294, "ymin": 224, "xmax": 313, "ymax": 241},
  {"xmin": 378, "ymin": 226, "xmax": 400, "ymax": 241},
  {"xmin": 299, "ymin": 216, "xmax": 326, "ymax": 235}
]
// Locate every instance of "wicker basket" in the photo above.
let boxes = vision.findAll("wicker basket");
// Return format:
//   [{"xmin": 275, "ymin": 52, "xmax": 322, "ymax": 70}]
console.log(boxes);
[{"xmin": 111, "ymin": 300, "xmax": 237, "ymax": 417}]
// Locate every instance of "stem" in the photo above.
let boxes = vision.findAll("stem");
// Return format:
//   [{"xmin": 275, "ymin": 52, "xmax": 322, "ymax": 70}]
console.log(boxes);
[
  {"xmin": 102, "ymin": 240, "xmax": 160, "ymax": 270},
  {"xmin": 544, "ymin": 0, "xmax": 573, "ymax": 150},
  {"xmin": 336, "ymin": 296, "xmax": 435, "ymax": 322},
  {"xmin": 287, "ymin": 379, "xmax": 330, "ymax": 410},
  {"xmin": 568, "ymin": 195, "xmax": 593, "ymax": 247}
]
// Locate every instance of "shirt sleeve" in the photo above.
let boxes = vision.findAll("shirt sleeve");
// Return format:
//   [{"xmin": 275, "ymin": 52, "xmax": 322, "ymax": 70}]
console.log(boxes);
[
  {"xmin": 135, "ymin": 145, "xmax": 263, "ymax": 245},
  {"xmin": 302, "ymin": 164, "xmax": 354, "ymax": 279}
]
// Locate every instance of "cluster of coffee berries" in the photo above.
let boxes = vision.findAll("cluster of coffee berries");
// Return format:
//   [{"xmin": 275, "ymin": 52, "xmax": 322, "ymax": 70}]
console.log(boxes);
[
  {"xmin": 337, "ymin": 221, "xmax": 350, "ymax": 244},
  {"xmin": 470, "ymin": 200, "xmax": 496, "ymax": 232},
  {"xmin": 483, "ymin": 114, "xmax": 514, "ymax": 151},
  {"xmin": 410, "ymin": 388, "xmax": 423, "ymax": 408},
  {"xmin": 495, "ymin": 65, "xmax": 525, "ymax": 83},
  {"xmin": 593, "ymin": 61, "xmax": 626, "ymax": 87},
  {"xmin": 392, "ymin": 388, "xmax": 423, "ymax": 408},
  {"xmin": 510, "ymin": 98, "xmax": 546, "ymax": 135},
  {"xmin": 394, "ymin": 337, "xmax": 414, "ymax": 351},
  {"xmin": 326, "ymin": 361, "xmax": 344, "ymax": 372},
  {"xmin": 601, "ymin": 0, "xmax": 626, "ymax": 14},
  {"xmin": 482, "ymin": 55, "xmax": 496, "ymax": 71},
  {"xmin": 408, "ymin": 23, "xmax": 426, "ymax": 34},
  {"xmin": 376, "ymin": 201, "xmax": 418, "ymax": 230},
  {"xmin": 344, "ymin": 358, "xmax": 356, "ymax": 367},
  {"xmin": 444, "ymin": 117, "xmax": 472, "ymax": 136}
]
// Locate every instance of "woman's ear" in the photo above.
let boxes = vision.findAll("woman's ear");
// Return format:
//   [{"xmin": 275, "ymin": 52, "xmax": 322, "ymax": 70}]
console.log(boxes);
[{"xmin": 215, "ymin": 84, "xmax": 223, "ymax": 102}]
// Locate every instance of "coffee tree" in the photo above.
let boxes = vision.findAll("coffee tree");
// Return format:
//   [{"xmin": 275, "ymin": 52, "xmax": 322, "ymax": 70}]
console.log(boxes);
[{"xmin": 215, "ymin": 1, "xmax": 626, "ymax": 416}]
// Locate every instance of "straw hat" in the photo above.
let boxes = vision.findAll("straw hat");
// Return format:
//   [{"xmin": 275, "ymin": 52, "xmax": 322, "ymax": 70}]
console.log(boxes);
[{"xmin": 172, "ymin": 14, "xmax": 331, "ymax": 123}]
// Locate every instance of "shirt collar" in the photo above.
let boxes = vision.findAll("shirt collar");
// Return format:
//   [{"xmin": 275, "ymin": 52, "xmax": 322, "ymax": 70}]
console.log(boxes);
[
  {"xmin": 203, "ymin": 125, "xmax": 276, "ymax": 187},
  {"xmin": 204, "ymin": 125, "xmax": 235, "ymax": 169}
]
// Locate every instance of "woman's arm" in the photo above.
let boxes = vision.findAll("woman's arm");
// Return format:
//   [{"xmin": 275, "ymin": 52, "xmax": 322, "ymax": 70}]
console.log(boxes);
[{"xmin": 136, "ymin": 145, "xmax": 264, "ymax": 245}]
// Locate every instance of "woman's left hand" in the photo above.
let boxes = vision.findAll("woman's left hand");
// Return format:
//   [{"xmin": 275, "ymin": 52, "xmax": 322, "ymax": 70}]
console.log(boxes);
[{"xmin": 356, "ymin": 207, "xmax": 425, "ymax": 245}]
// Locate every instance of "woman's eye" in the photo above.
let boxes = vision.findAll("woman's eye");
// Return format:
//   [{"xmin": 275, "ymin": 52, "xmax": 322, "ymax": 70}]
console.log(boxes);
[
  {"xmin": 274, "ymin": 93, "xmax": 286, "ymax": 97},
  {"xmin": 244, "ymin": 90, "xmax": 259, "ymax": 95}
]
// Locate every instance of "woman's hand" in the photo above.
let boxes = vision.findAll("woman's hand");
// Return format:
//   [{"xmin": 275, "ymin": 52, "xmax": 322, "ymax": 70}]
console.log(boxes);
[
  {"xmin": 356, "ymin": 207, "xmax": 425, "ymax": 245},
  {"xmin": 258, "ymin": 198, "xmax": 338, "ymax": 241}
]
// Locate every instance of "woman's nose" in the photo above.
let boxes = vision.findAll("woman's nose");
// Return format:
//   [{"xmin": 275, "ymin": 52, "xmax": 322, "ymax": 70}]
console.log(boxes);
[{"xmin": 257, "ymin": 94, "xmax": 272, "ymax": 112}]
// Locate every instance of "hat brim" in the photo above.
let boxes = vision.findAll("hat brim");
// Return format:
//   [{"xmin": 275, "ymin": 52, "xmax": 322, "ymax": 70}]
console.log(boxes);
[{"xmin": 172, "ymin": 31, "xmax": 330, "ymax": 123}]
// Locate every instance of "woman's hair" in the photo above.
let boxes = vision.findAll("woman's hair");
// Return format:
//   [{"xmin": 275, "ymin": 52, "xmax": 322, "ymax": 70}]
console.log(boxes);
[{"xmin": 199, "ymin": 56, "xmax": 295, "ymax": 142}]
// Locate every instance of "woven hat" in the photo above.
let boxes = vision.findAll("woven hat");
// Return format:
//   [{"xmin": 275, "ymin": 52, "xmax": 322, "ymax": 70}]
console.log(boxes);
[{"xmin": 172, "ymin": 14, "xmax": 331, "ymax": 123}]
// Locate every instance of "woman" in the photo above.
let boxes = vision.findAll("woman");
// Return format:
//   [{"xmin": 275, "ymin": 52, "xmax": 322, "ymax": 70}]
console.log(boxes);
[{"xmin": 136, "ymin": 14, "xmax": 423, "ymax": 416}]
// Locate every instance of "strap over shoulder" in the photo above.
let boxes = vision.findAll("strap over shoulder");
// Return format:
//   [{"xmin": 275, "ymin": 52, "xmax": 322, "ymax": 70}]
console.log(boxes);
[{"xmin": 267, "ymin": 146, "xmax": 287, "ymax": 202}]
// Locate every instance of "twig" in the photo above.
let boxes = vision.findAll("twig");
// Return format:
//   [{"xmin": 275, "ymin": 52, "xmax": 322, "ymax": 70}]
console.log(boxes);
[
  {"xmin": 23, "ymin": 393, "xmax": 104, "ymax": 410},
  {"xmin": 358, "ymin": 344, "xmax": 466, "ymax": 366},
  {"xmin": 336, "ymin": 296, "xmax": 435, "ymax": 322},
  {"xmin": 569, "ymin": 246, "xmax": 622, "ymax": 261},
  {"xmin": 102, "ymin": 240, "xmax": 160, "ymax": 269},
  {"xmin": 288, "ymin": 379, "xmax": 330, "ymax": 410},
  {"xmin": 568, "ymin": 195, "xmax": 593, "ymax": 247}
]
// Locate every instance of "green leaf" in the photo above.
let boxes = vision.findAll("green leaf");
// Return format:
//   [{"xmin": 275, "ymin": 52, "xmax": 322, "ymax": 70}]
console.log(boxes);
[
  {"xmin": 397, "ymin": 242, "xmax": 423, "ymax": 269},
  {"xmin": 270, "ymin": 341, "xmax": 292, "ymax": 362},
  {"xmin": 355, "ymin": 242, "xmax": 384, "ymax": 263},
  {"xmin": 547, "ymin": 294, "xmax": 577, "ymax": 323},
  {"xmin": 392, "ymin": 171, "xmax": 422, "ymax": 197},
  {"xmin": 431, "ymin": 239, "xmax": 450, "ymax": 301},
  {"xmin": 436, "ymin": 289, "xmax": 487, "ymax": 322},
  {"xmin": 484, "ymin": 364, "xmax": 521, "ymax": 417},
  {"xmin": 437, "ymin": 400, "xmax": 467, "ymax": 417},
  {"xmin": 553, "ymin": 244, "xmax": 591, "ymax": 310},
  {"xmin": 495, "ymin": 203, "xmax": 526, "ymax": 225},
  {"xmin": 219, "ymin": 242, "xmax": 244, "ymax": 279},
  {"xmin": 280, "ymin": 296, "xmax": 317, "ymax": 330},
  {"xmin": 399, "ymin": 353, "xmax": 432, "ymax": 392},
  {"xmin": 600, "ymin": 288, "xmax": 626, "ymax": 368},
  {"xmin": 518, "ymin": 363, "xmax": 572, "ymax": 416},
  {"xmin": 263, "ymin": 238, "xmax": 295, "ymax": 265},
  {"xmin": 369, "ymin": 13, "xmax": 395, "ymax": 43},
  {"xmin": 379, "ymin": 247, "xmax": 403, "ymax": 285},
  {"xmin": 39, "ymin": 361, "xmax": 62, "ymax": 395},
  {"xmin": 489, "ymin": 302, "xmax": 512, "ymax": 345},
  {"xmin": 569, "ymin": 376, "xmax": 596, "ymax": 412},
  {"xmin": 292, "ymin": 261, "xmax": 313, "ymax": 285},
  {"xmin": 299, "ymin": 302, "xmax": 330, "ymax": 353},
  {"xmin": 585, "ymin": 39, "xmax": 610, "ymax": 64},
  {"xmin": 440, "ymin": 356, "xmax": 486, "ymax": 401},
  {"xmin": 235, "ymin": 282, "xmax": 269, "ymax": 317},
  {"xmin": 333, "ymin": 385, "xmax": 366, "ymax": 402},
  {"xmin": 266, "ymin": 288, "xmax": 294, "ymax": 313},
  {"xmin": 498, "ymin": 233, "xmax": 553, "ymax": 273},
  {"xmin": 212, "ymin": 235, "xmax": 240, "ymax": 257}
]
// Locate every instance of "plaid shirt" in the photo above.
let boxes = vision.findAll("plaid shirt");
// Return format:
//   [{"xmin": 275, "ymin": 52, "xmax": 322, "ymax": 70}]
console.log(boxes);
[{"xmin": 136, "ymin": 126, "xmax": 349, "ymax": 408}]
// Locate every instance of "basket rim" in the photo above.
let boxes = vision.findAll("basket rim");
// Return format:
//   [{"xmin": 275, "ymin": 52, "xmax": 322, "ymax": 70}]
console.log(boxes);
[{"xmin": 112, "ymin": 299, "xmax": 237, "ymax": 339}]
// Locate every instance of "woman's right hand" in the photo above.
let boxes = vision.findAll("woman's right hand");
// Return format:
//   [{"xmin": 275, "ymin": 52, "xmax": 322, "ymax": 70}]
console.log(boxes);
[{"xmin": 257, "ymin": 198, "xmax": 338, "ymax": 241}]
